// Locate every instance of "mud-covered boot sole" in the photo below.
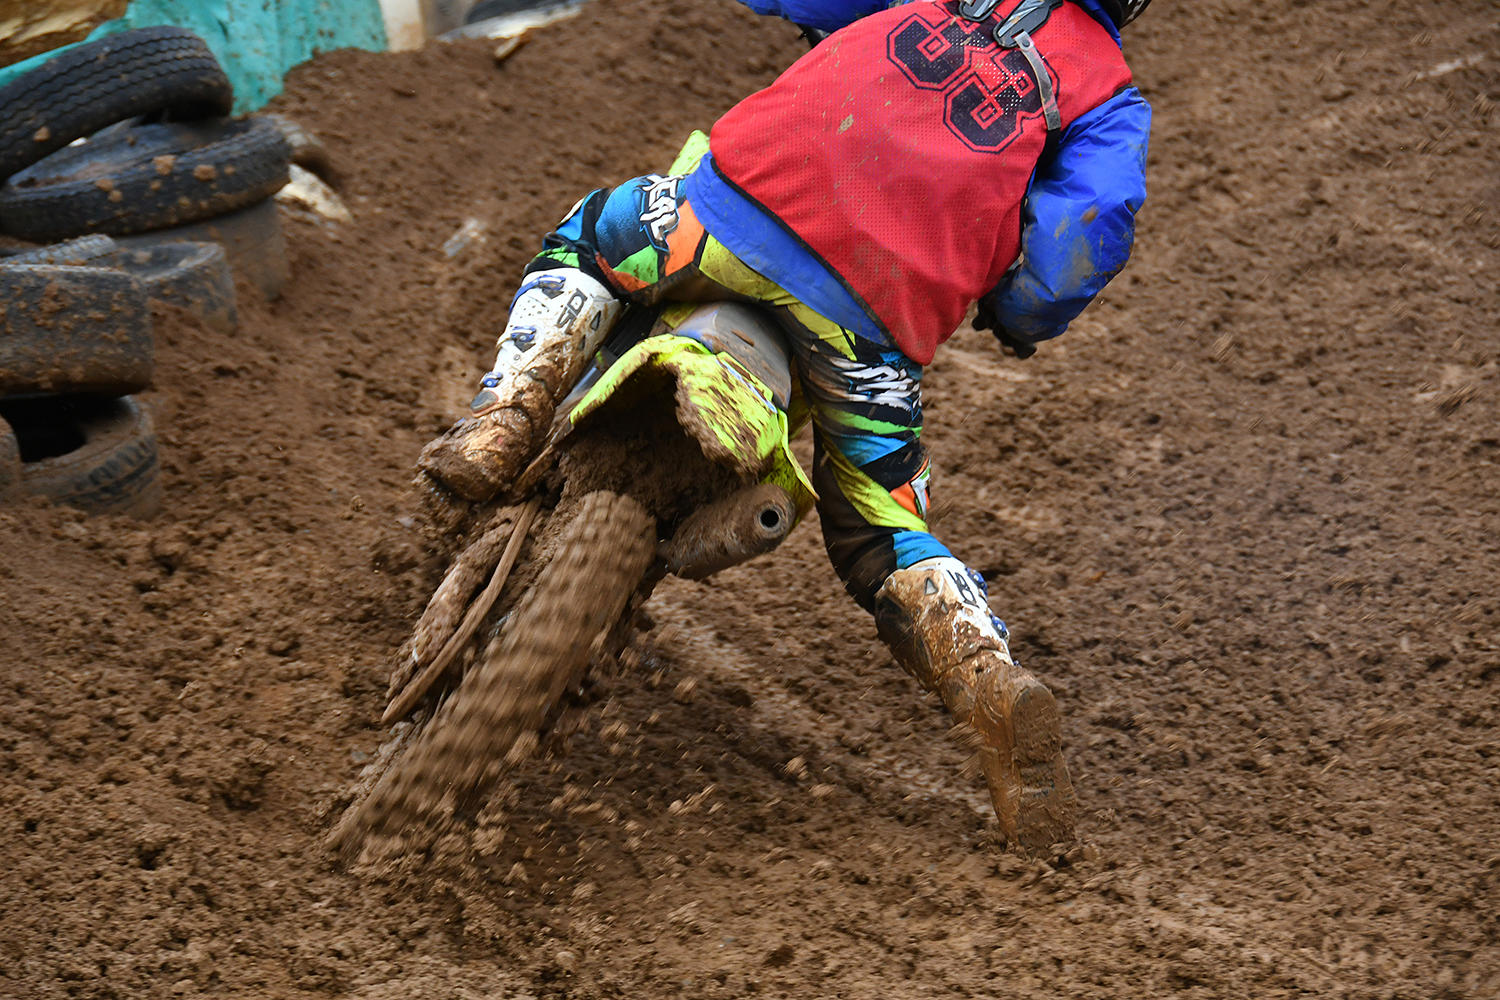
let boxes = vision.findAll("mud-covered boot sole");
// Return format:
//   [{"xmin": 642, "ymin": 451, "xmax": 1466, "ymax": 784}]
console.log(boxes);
[
  {"xmin": 1005, "ymin": 680, "xmax": 1077, "ymax": 852},
  {"xmin": 969, "ymin": 658, "xmax": 1078, "ymax": 853}
]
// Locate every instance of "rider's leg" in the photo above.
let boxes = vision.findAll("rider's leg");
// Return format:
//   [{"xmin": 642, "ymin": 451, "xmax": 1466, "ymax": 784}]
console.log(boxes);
[
  {"xmin": 418, "ymin": 188, "xmax": 621, "ymax": 502},
  {"xmin": 776, "ymin": 303, "xmax": 1077, "ymax": 852},
  {"xmin": 419, "ymin": 173, "xmax": 727, "ymax": 502},
  {"xmin": 417, "ymin": 263, "xmax": 621, "ymax": 502}
]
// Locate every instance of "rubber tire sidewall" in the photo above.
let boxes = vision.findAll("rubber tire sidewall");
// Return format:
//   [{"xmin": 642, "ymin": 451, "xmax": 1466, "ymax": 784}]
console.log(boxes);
[
  {"xmin": 0, "ymin": 263, "xmax": 154, "ymax": 396},
  {"xmin": 117, "ymin": 197, "xmax": 288, "ymax": 300},
  {"xmin": 17, "ymin": 395, "xmax": 162, "ymax": 518},
  {"xmin": 0, "ymin": 117, "xmax": 291, "ymax": 242},
  {"xmin": 0, "ymin": 26, "xmax": 232, "ymax": 182},
  {"xmin": 102, "ymin": 241, "xmax": 238, "ymax": 333},
  {"xmin": 0, "ymin": 413, "xmax": 20, "ymax": 500}
]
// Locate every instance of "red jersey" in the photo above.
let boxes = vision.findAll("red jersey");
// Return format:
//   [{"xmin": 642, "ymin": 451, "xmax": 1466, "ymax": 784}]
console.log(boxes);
[{"xmin": 708, "ymin": 0, "xmax": 1132, "ymax": 363}]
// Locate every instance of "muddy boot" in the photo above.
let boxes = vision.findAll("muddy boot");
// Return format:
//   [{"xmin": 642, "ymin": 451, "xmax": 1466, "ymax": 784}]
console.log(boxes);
[
  {"xmin": 875, "ymin": 556, "xmax": 1077, "ymax": 852},
  {"xmin": 418, "ymin": 268, "xmax": 622, "ymax": 502}
]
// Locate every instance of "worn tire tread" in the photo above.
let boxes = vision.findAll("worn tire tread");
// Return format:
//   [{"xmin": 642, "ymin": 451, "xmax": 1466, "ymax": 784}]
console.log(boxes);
[
  {"xmin": 333, "ymin": 491, "xmax": 656, "ymax": 850},
  {"xmin": 9, "ymin": 395, "xmax": 161, "ymax": 517},
  {"xmin": 0, "ymin": 27, "xmax": 232, "ymax": 181},
  {"xmin": 0, "ymin": 117, "xmax": 289, "ymax": 241}
]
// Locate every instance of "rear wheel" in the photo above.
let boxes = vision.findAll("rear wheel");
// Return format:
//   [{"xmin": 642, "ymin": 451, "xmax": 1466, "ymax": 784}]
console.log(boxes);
[{"xmin": 331, "ymin": 489, "xmax": 657, "ymax": 852}]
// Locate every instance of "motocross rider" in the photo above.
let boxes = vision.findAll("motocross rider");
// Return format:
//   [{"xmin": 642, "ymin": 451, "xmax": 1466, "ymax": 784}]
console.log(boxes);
[{"xmin": 418, "ymin": 0, "xmax": 1152, "ymax": 851}]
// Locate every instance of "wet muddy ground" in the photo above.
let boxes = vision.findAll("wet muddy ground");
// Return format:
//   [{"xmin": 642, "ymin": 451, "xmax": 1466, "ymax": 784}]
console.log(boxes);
[{"xmin": 2, "ymin": 0, "xmax": 1497, "ymax": 996}]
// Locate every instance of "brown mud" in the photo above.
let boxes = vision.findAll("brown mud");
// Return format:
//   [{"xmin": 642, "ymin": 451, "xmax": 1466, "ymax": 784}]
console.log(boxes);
[{"xmin": 2, "ymin": 0, "xmax": 1497, "ymax": 996}]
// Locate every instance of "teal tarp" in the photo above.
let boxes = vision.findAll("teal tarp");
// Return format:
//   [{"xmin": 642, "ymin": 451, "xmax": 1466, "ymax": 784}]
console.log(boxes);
[{"xmin": 0, "ymin": 0, "xmax": 388, "ymax": 112}]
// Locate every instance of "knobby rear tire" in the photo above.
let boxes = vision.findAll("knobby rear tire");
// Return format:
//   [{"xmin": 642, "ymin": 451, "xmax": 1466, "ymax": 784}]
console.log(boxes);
[{"xmin": 332, "ymin": 490, "xmax": 656, "ymax": 852}]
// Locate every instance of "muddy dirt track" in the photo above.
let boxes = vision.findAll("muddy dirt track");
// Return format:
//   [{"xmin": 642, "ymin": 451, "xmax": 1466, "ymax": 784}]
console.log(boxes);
[{"xmin": 2, "ymin": 0, "xmax": 1498, "ymax": 996}]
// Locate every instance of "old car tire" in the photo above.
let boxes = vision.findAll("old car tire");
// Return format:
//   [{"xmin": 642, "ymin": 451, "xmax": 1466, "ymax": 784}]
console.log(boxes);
[
  {"xmin": 0, "ymin": 413, "xmax": 19, "ymax": 500},
  {"xmin": 1, "ymin": 394, "xmax": 161, "ymax": 518},
  {"xmin": 0, "ymin": 263, "xmax": 154, "ymax": 397},
  {"xmin": 0, "ymin": 233, "xmax": 119, "ymax": 265},
  {"xmin": 0, "ymin": 116, "xmax": 290, "ymax": 242},
  {"xmin": 117, "ymin": 197, "xmax": 288, "ymax": 300},
  {"xmin": 102, "ymin": 241, "xmax": 238, "ymax": 333},
  {"xmin": 0, "ymin": 26, "xmax": 232, "ymax": 183},
  {"xmin": 3, "ymin": 238, "xmax": 238, "ymax": 330}
]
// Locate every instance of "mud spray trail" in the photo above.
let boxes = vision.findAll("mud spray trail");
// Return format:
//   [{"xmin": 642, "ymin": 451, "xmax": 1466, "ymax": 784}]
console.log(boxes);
[{"xmin": 2, "ymin": 1, "xmax": 1497, "ymax": 996}]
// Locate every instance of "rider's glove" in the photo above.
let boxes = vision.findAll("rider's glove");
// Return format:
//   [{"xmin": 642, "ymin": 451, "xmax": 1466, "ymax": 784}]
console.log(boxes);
[{"xmin": 973, "ymin": 293, "xmax": 1037, "ymax": 359}]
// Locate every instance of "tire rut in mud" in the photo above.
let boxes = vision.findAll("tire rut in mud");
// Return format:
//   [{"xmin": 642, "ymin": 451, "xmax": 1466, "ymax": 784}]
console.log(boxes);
[{"xmin": 331, "ymin": 490, "xmax": 656, "ymax": 855}]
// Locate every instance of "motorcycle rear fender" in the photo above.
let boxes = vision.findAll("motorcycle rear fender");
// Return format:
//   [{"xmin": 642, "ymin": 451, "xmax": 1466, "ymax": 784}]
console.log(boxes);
[
  {"xmin": 657, "ymin": 301, "xmax": 795, "ymax": 409},
  {"xmin": 567, "ymin": 305, "xmax": 816, "ymax": 520}
]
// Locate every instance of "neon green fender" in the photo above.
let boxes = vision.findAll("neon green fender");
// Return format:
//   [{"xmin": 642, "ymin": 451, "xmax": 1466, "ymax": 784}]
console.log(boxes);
[{"xmin": 568, "ymin": 334, "xmax": 817, "ymax": 521}]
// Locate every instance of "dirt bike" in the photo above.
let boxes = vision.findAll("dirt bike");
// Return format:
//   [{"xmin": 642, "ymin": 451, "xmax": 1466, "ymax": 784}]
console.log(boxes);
[{"xmin": 329, "ymin": 285, "xmax": 817, "ymax": 851}]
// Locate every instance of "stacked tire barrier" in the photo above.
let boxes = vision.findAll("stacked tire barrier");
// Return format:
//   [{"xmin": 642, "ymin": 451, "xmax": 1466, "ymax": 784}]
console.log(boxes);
[{"xmin": 0, "ymin": 26, "xmax": 297, "ymax": 518}]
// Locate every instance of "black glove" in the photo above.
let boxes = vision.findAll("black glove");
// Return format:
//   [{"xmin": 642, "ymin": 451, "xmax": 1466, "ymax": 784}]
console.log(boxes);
[
  {"xmin": 797, "ymin": 24, "xmax": 830, "ymax": 47},
  {"xmin": 973, "ymin": 296, "xmax": 1037, "ymax": 359}
]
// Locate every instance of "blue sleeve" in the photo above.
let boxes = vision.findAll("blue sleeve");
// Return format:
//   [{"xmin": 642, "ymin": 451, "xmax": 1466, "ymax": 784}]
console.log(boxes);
[
  {"xmin": 735, "ymin": 0, "xmax": 889, "ymax": 31},
  {"xmin": 984, "ymin": 86, "xmax": 1151, "ymax": 346}
]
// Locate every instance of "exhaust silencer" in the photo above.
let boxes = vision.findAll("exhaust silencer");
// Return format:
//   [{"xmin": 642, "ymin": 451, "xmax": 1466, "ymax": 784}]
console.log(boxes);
[{"xmin": 661, "ymin": 483, "xmax": 796, "ymax": 580}]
